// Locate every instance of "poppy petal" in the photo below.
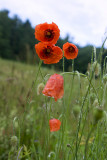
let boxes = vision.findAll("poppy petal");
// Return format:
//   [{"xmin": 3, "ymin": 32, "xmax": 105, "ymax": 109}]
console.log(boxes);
[
  {"xmin": 35, "ymin": 42, "xmax": 63, "ymax": 64},
  {"xmin": 49, "ymin": 119, "xmax": 61, "ymax": 132},
  {"xmin": 42, "ymin": 74, "xmax": 64, "ymax": 101},
  {"xmin": 63, "ymin": 42, "xmax": 78, "ymax": 59},
  {"xmin": 35, "ymin": 22, "xmax": 60, "ymax": 44}
]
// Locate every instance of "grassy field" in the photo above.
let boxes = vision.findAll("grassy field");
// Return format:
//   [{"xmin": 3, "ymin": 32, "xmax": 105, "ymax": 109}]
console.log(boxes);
[{"xmin": 0, "ymin": 58, "xmax": 107, "ymax": 160}]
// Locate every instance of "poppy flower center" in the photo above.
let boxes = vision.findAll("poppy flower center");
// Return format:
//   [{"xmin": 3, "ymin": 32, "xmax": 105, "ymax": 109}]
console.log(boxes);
[
  {"xmin": 45, "ymin": 29, "xmax": 54, "ymax": 41},
  {"xmin": 47, "ymin": 48, "xmax": 50, "ymax": 53},
  {"xmin": 68, "ymin": 46, "xmax": 75, "ymax": 53},
  {"xmin": 47, "ymin": 32, "xmax": 51, "ymax": 36},
  {"xmin": 42, "ymin": 46, "xmax": 53, "ymax": 58}
]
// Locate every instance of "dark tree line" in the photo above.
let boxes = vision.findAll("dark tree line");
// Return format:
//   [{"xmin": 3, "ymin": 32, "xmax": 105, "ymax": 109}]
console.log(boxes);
[{"xmin": 0, "ymin": 9, "xmax": 107, "ymax": 73}]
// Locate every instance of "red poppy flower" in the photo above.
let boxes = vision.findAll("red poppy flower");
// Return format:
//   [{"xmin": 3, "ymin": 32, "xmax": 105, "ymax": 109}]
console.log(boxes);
[
  {"xmin": 63, "ymin": 42, "xmax": 78, "ymax": 59},
  {"xmin": 49, "ymin": 119, "xmax": 61, "ymax": 132},
  {"xmin": 42, "ymin": 74, "xmax": 64, "ymax": 101},
  {"xmin": 35, "ymin": 42, "xmax": 63, "ymax": 64},
  {"xmin": 35, "ymin": 22, "xmax": 60, "ymax": 44}
]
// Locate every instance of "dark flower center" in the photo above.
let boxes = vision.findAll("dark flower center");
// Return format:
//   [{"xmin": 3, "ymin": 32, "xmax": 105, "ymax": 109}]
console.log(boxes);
[
  {"xmin": 44, "ymin": 29, "xmax": 54, "ymax": 41},
  {"xmin": 42, "ymin": 46, "xmax": 53, "ymax": 58},
  {"xmin": 68, "ymin": 46, "xmax": 75, "ymax": 53}
]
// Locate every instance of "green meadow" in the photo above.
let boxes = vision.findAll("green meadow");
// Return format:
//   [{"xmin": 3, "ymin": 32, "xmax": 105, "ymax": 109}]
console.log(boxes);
[{"xmin": 0, "ymin": 56, "xmax": 107, "ymax": 160}]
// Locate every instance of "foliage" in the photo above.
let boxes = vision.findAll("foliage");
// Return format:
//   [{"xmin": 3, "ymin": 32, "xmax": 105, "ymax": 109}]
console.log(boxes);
[{"xmin": 0, "ymin": 57, "xmax": 107, "ymax": 160}]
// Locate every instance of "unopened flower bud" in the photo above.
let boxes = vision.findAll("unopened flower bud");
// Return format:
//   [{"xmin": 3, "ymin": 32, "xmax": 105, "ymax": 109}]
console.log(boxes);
[
  {"xmin": 10, "ymin": 136, "xmax": 18, "ymax": 146},
  {"xmin": 92, "ymin": 61, "xmax": 101, "ymax": 78},
  {"xmin": 72, "ymin": 105, "xmax": 80, "ymax": 118},
  {"xmin": 37, "ymin": 83, "xmax": 44, "ymax": 95},
  {"xmin": 93, "ymin": 99, "xmax": 99, "ymax": 107},
  {"xmin": 93, "ymin": 107, "xmax": 104, "ymax": 124},
  {"xmin": 103, "ymin": 74, "xmax": 107, "ymax": 83},
  {"xmin": 67, "ymin": 144, "xmax": 71, "ymax": 148}
]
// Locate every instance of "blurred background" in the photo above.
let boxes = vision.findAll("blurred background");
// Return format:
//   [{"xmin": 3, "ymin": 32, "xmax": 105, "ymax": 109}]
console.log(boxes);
[{"xmin": 0, "ymin": 0, "xmax": 107, "ymax": 73}]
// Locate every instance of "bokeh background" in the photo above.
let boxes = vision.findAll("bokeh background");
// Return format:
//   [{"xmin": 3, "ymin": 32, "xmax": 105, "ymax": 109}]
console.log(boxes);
[{"xmin": 0, "ymin": 0, "xmax": 107, "ymax": 72}]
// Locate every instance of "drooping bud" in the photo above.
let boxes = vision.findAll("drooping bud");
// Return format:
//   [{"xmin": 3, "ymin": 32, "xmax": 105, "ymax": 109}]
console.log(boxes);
[
  {"xmin": 72, "ymin": 105, "xmax": 80, "ymax": 118},
  {"xmin": 93, "ymin": 99, "xmax": 99, "ymax": 107},
  {"xmin": 37, "ymin": 83, "xmax": 45, "ymax": 95},
  {"xmin": 93, "ymin": 107, "xmax": 104, "ymax": 124}
]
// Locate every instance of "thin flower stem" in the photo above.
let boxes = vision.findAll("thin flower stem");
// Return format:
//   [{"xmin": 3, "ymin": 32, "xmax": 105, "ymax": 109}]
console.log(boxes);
[
  {"xmin": 74, "ymin": 69, "xmax": 96, "ymax": 160},
  {"xmin": 60, "ymin": 50, "xmax": 65, "ymax": 160},
  {"xmin": 102, "ymin": 82, "xmax": 107, "ymax": 107},
  {"xmin": 63, "ymin": 52, "xmax": 65, "ymax": 73},
  {"xmin": 72, "ymin": 59, "xmax": 74, "ymax": 72},
  {"xmin": 66, "ymin": 59, "xmax": 75, "ymax": 114},
  {"xmin": 26, "ymin": 60, "xmax": 43, "ymax": 104},
  {"xmin": 84, "ymin": 126, "xmax": 95, "ymax": 160},
  {"xmin": 61, "ymin": 71, "xmax": 100, "ymax": 105},
  {"xmin": 103, "ymin": 56, "xmax": 107, "ymax": 75},
  {"xmin": 98, "ymin": 37, "xmax": 107, "ymax": 105},
  {"xmin": 17, "ymin": 146, "xmax": 23, "ymax": 160},
  {"xmin": 21, "ymin": 60, "xmax": 43, "ymax": 127},
  {"xmin": 98, "ymin": 36, "xmax": 107, "ymax": 64},
  {"xmin": 75, "ymin": 86, "xmax": 90, "ymax": 160},
  {"xmin": 77, "ymin": 99, "xmax": 89, "ymax": 150}
]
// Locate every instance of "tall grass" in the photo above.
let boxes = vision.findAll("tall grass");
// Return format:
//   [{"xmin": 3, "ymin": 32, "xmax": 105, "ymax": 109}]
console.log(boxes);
[{"xmin": 0, "ymin": 38, "xmax": 107, "ymax": 160}]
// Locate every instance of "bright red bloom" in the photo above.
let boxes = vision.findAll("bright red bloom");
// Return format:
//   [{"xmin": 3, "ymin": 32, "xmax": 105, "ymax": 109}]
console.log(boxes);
[
  {"xmin": 35, "ymin": 42, "xmax": 63, "ymax": 64},
  {"xmin": 63, "ymin": 42, "xmax": 78, "ymax": 59},
  {"xmin": 49, "ymin": 119, "xmax": 61, "ymax": 132},
  {"xmin": 35, "ymin": 22, "xmax": 60, "ymax": 44},
  {"xmin": 42, "ymin": 74, "xmax": 64, "ymax": 101}
]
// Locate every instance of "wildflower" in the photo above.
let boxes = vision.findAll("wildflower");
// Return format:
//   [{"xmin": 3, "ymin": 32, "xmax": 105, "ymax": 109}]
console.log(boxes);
[
  {"xmin": 42, "ymin": 74, "xmax": 64, "ymax": 101},
  {"xmin": 37, "ymin": 83, "xmax": 44, "ymax": 95},
  {"xmin": 35, "ymin": 42, "xmax": 63, "ymax": 64},
  {"xmin": 63, "ymin": 42, "xmax": 78, "ymax": 59},
  {"xmin": 49, "ymin": 119, "xmax": 61, "ymax": 132},
  {"xmin": 35, "ymin": 22, "xmax": 60, "ymax": 44}
]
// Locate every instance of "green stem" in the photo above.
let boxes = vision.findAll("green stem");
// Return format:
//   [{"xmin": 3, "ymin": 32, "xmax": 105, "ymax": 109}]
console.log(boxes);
[
  {"xmin": 74, "ymin": 68, "xmax": 96, "ymax": 160},
  {"xmin": 72, "ymin": 59, "xmax": 74, "ymax": 72},
  {"xmin": 77, "ymin": 99, "xmax": 89, "ymax": 150},
  {"xmin": 84, "ymin": 126, "xmax": 95, "ymax": 160},
  {"xmin": 103, "ymin": 56, "xmax": 107, "ymax": 75},
  {"xmin": 26, "ymin": 60, "xmax": 43, "ymax": 104},
  {"xmin": 61, "ymin": 72, "xmax": 100, "ymax": 105},
  {"xmin": 63, "ymin": 52, "xmax": 65, "ymax": 73}
]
